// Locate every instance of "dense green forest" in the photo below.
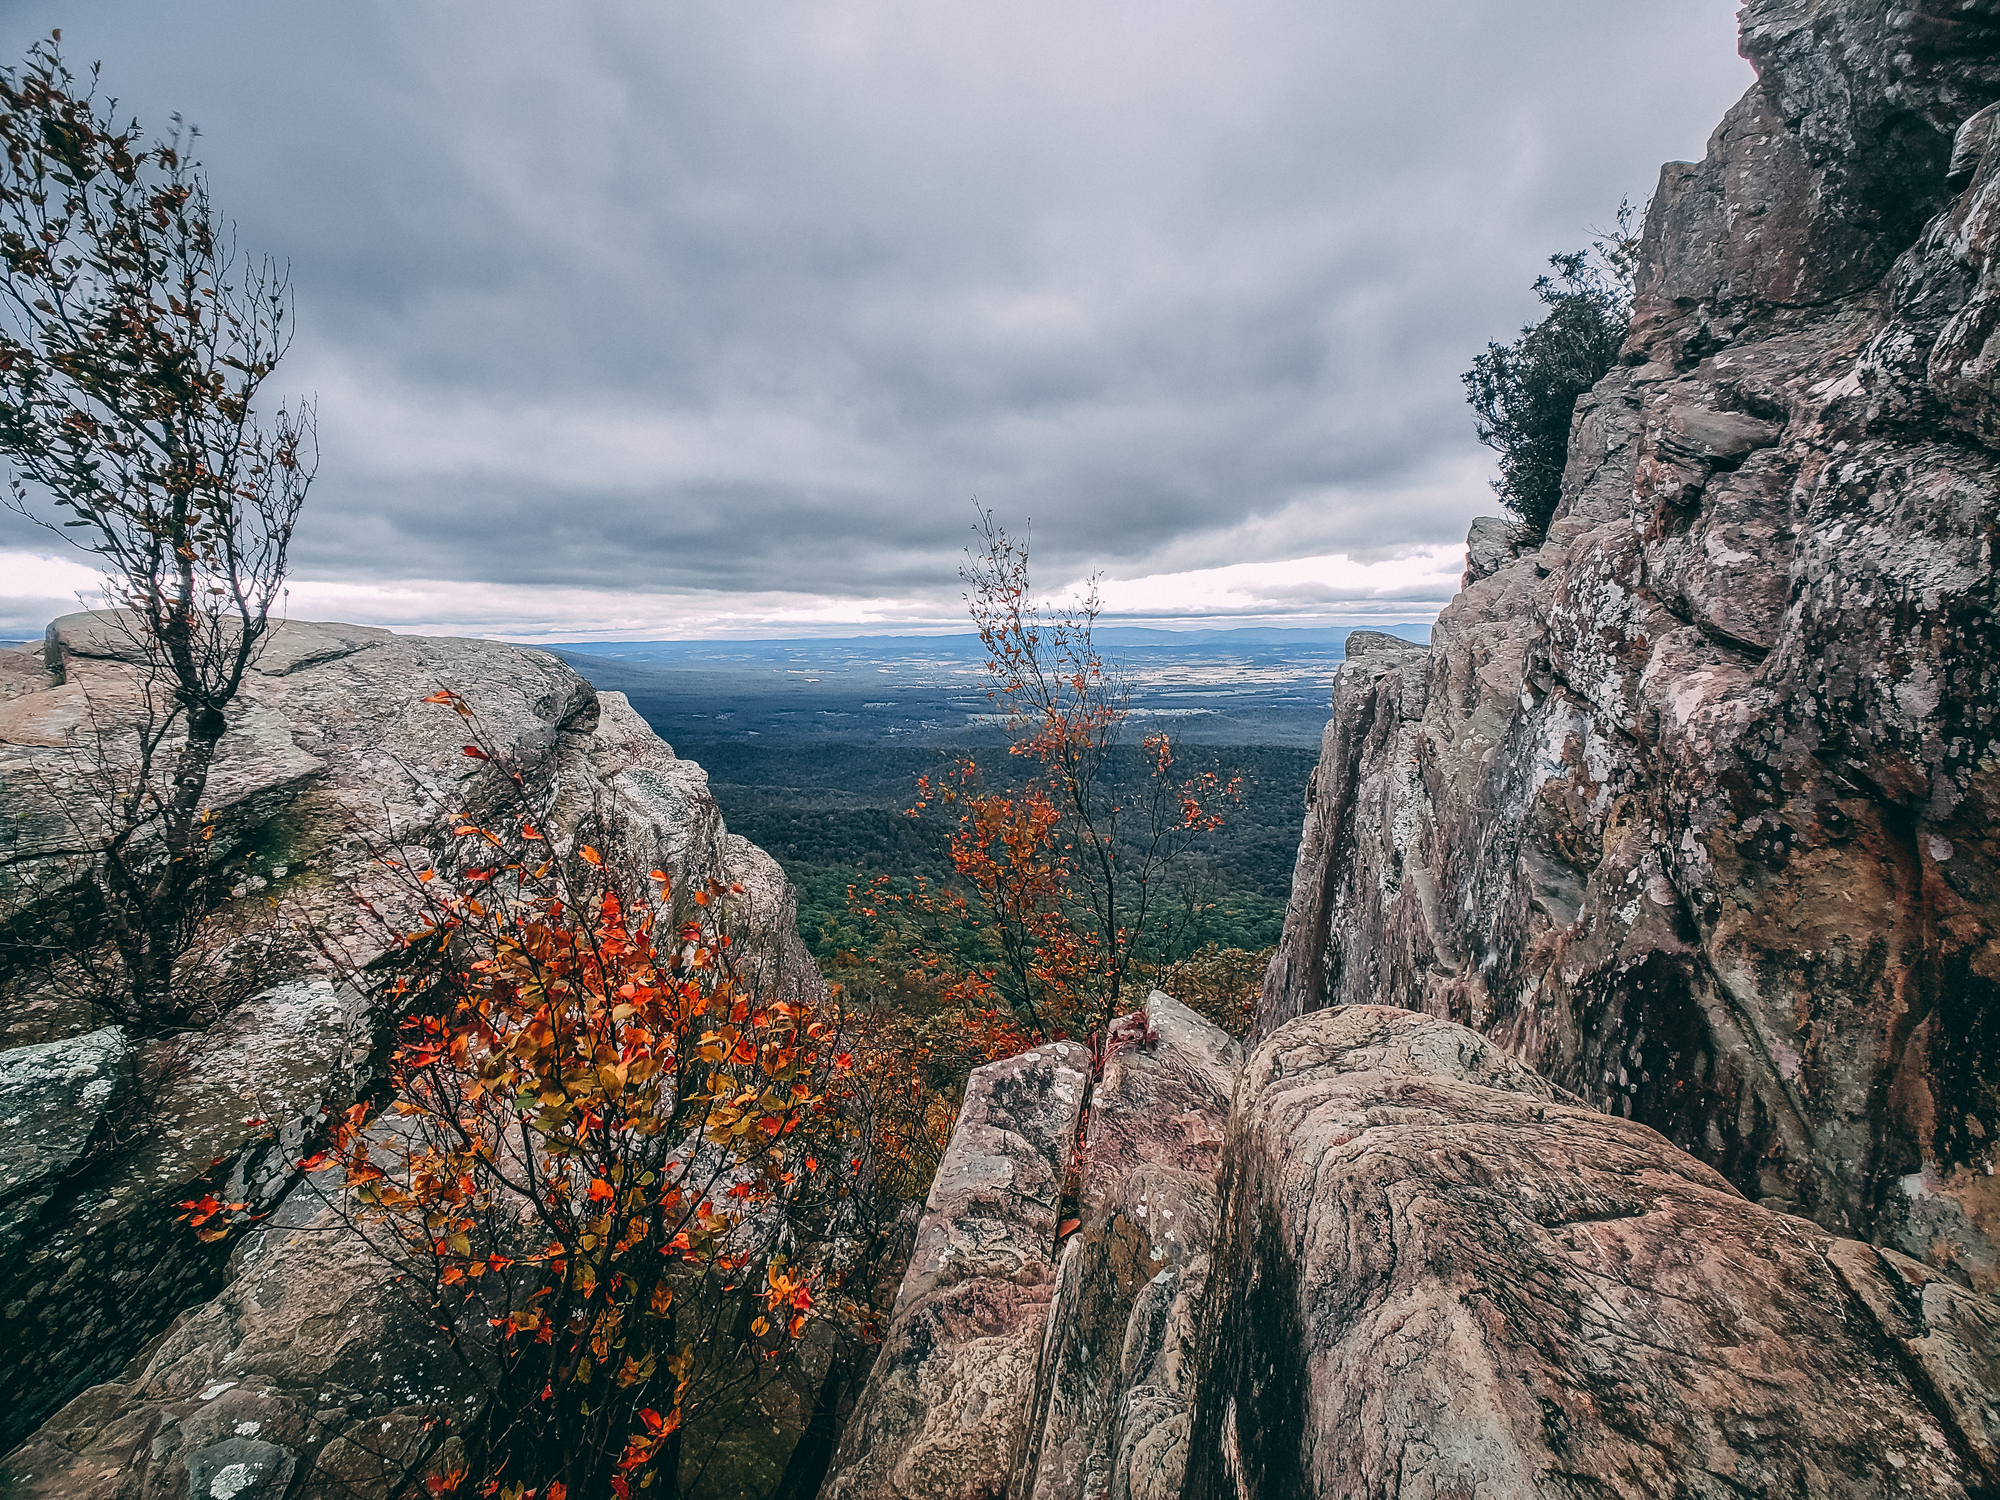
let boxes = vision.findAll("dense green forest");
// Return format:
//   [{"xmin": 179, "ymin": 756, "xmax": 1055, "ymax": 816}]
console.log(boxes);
[{"xmin": 680, "ymin": 740, "xmax": 1314, "ymax": 962}]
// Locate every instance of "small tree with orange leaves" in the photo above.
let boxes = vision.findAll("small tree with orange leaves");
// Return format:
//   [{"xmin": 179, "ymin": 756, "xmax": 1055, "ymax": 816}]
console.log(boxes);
[{"xmin": 854, "ymin": 509, "xmax": 1240, "ymax": 1069}]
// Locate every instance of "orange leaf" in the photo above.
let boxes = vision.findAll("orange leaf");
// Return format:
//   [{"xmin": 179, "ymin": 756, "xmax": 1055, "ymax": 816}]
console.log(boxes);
[{"xmin": 579, "ymin": 846, "xmax": 604, "ymax": 866}]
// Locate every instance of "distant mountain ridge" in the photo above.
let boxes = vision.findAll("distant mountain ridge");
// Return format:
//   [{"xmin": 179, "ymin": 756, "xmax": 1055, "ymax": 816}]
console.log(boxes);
[{"xmin": 539, "ymin": 622, "xmax": 1433, "ymax": 660}]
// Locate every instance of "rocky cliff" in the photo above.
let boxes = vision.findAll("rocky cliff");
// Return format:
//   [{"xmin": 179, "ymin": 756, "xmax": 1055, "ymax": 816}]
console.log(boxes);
[
  {"xmin": 817, "ymin": 1, "xmax": 2000, "ymax": 1494},
  {"xmin": 0, "ymin": 614, "xmax": 827, "ymax": 1490},
  {"xmin": 1263, "ymin": 0, "xmax": 2000, "ymax": 1293}
]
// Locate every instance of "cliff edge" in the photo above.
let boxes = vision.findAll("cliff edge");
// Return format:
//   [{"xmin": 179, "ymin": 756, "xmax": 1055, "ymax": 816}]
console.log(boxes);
[{"xmin": 1263, "ymin": 0, "xmax": 2000, "ymax": 1292}]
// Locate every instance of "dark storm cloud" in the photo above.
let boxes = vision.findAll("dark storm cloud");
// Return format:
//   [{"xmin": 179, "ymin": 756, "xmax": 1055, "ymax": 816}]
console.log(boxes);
[{"xmin": 0, "ymin": 0, "xmax": 1753, "ymax": 615}]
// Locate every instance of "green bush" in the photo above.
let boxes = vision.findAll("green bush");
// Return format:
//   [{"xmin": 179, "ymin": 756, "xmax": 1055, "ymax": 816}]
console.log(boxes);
[{"xmin": 1463, "ymin": 209, "xmax": 1636, "ymax": 537}]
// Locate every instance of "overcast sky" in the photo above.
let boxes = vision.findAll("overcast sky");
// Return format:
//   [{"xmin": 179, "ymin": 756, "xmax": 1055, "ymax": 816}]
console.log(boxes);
[{"xmin": 0, "ymin": 1, "xmax": 1753, "ymax": 640}]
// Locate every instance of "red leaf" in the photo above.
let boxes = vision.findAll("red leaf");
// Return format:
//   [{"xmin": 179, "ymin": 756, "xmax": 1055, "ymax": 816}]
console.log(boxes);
[{"xmin": 461, "ymin": 745, "xmax": 489, "ymax": 760}]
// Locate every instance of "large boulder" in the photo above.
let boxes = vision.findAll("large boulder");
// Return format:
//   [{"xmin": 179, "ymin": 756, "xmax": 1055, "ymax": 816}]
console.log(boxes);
[
  {"xmin": 1263, "ymin": 0, "xmax": 2000, "ymax": 1290},
  {"xmin": 0, "ymin": 615, "xmax": 822, "ymax": 1463},
  {"xmin": 823, "ymin": 1040, "xmax": 1089, "ymax": 1500},
  {"xmin": 1181, "ymin": 1006, "xmax": 2000, "ymax": 1499}
]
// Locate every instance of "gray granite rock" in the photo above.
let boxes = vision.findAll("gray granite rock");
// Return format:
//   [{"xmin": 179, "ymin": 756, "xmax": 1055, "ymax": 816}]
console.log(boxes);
[
  {"xmin": 0, "ymin": 1119, "xmax": 498, "ymax": 1500},
  {"xmin": 0, "ymin": 1028, "xmax": 127, "ymax": 1253},
  {"xmin": 1461, "ymin": 516, "xmax": 1524, "ymax": 584}
]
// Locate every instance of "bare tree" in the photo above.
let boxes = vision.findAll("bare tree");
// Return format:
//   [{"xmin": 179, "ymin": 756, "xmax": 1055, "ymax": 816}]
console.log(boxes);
[{"xmin": 0, "ymin": 33, "xmax": 314, "ymax": 1028}]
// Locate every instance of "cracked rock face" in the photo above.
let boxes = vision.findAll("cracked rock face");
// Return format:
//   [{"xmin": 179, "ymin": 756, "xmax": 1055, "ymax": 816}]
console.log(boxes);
[
  {"xmin": 0, "ymin": 1028, "xmax": 127, "ymax": 1256},
  {"xmin": 821, "ymin": 997, "xmax": 1242, "ymax": 1500},
  {"xmin": 1016, "ymin": 994, "xmax": 1238, "ymax": 1500},
  {"xmin": 1263, "ymin": 0, "xmax": 2000, "ymax": 1293},
  {"xmin": 1180, "ymin": 1006, "xmax": 2000, "ymax": 1500},
  {"xmin": 0, "ymin": 1122, "xmax": 503, "ymax": 1500},
  {"xmin": 823, "ymin": 1041, "xmax": 1089, "ymax": 1500}
]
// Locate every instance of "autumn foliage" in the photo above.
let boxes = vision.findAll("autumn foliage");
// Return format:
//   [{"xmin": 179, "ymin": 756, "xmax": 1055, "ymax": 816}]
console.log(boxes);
[
  {"xmin": 842, "ymin": 510, "xmax": 1240, "ymax": 1074},
  {"xmin": 175, "ymin": 516, "xmax": 1253, "ymax": 1497},
  {"xmin": 187, "ymin": 690, "xmax": 880, "ymax": 1500}
]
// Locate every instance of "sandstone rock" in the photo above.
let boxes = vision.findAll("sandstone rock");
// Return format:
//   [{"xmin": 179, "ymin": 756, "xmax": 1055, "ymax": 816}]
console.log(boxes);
[
  {"xmin": 1181, "ymin": 1006, "xmax": 2000, "ymax": 1499},
  {"xmin": 823, "ymin": 1040, "xmax": 1089, "ymax": 1500},
  {"xmin": 1264, "ymin": 0, "xmax": 2000, "ymax": 1295},
  {"xmin": 1016, "ymin": 994, "xmax": 1237, "ymax": 1500}
]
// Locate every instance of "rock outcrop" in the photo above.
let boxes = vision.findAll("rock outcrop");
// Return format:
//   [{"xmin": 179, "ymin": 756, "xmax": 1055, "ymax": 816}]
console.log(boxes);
[
  {"xmin": 820, "ymin": 995, "xmax": 1240, "ymax": 1500},
  {"xmin": 827, "ymin": 1001, "xmax": 2000, "ymax": 1498},
  {"xmin": 0, "ymin": 614, "xmax": 824, "ymax": 1471},
  {"xmin": 1179, "ymin": 1006, "xmax": 2000, "ymax": 1499},
  {"xmin": 824, "ymin": 1040, "xmax": 1091, "ymax": 1500},
  {"xmin": 1015, "ymin": 996, "xmax": 1237, "ymax": 1500},
  {"xmin": 1263, "ymin": 0, "xmax": 2000, "ymax": 1293},
  {"xmin": 824, "ymin": 6, "xmax": 2000, "ymax": 1495}
]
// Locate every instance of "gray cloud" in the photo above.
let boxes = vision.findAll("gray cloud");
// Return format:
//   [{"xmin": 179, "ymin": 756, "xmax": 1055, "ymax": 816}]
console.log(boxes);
[{"xmin": 0, "ymin": 0, "xmax": 1753, "ymax": 624}]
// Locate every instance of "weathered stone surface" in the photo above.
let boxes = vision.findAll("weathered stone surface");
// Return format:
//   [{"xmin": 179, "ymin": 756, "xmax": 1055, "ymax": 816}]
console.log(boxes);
[
  {"xmin": 0, "ymin": 1121, "xmax": 498, "ymax": 1500},
  {"xmin": 0, "ymin": 1028, "xmax": 127, "ymax": 1254},
  {"xmin": 823, "ymin": 1040, "xmax": 1089, "ymax": 1500},
  {"xmin": 1264, "ymin": 0, "xmax": 2000, "ymax": 1295},
  {"xmin": 1181, "ymin": 1006, "xmax": 2000, "ymax": 1499},
  {"xmin": 0, "ymin": 977, "xmax": 381, "ymax": 1454},
  {"xmin": 1016, "ymin": 994, "xmax": 1237, "ymax": 1500},
  {"xmin": 1461, "ymin": 516, "xmax": 1524, "ymax": 586},
  {"xmin": 1, "ymin": 615, "xmax": 824, "ymax": 1464}
]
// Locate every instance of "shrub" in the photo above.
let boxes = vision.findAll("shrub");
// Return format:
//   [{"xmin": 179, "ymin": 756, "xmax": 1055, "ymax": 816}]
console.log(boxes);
[
  {"xmin": 843, "ymin": 509, "xmax": 1242, "ymax": 1066},
  {"xmin": 1463, "ymin": 207, "xmax": 1636, "ymax": 538},
  {"xmin": 191, "ymin": 691, "xmax": 873, "ymax": 1500}
]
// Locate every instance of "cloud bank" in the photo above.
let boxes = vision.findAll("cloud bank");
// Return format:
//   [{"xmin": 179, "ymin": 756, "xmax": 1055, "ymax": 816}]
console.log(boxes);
[{"xmin": 0, "ymin": 1, "xmax": 1754, "ymax": 639}]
